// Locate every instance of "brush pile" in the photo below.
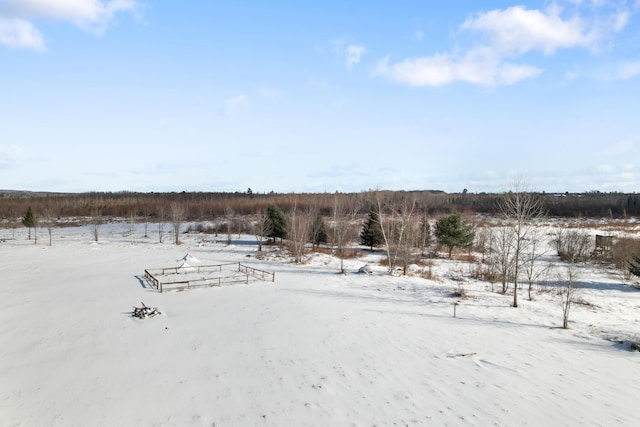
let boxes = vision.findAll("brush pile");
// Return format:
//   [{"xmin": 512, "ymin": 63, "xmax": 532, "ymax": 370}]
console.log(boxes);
[{"xmin": 132, "ymin": 302, "xmax": 161, "ymax": 319}]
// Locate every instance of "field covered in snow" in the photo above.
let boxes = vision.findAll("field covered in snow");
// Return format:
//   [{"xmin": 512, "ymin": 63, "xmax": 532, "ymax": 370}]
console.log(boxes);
[{"xmin": 1, "ymin": 220, "xmax": 640, "ymax": 426}]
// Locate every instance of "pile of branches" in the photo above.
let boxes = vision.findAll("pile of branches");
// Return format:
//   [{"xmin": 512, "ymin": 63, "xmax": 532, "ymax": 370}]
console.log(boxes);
[{"xmin": 132, "ymin": 302, "xmax": 161, "ymax": 319}]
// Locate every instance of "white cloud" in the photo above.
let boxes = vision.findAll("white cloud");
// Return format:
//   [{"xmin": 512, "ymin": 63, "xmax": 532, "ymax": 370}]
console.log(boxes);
[
  {"xmin": 331, "ymin": 38, "xmax": 367, "ymax": 69},
  {"xmin": 611, "ymin": 9, "xmax": 629, "ymax": 31},
  {"xmin": 0, "ymin": 18, "xmax": 44, "ymax": 50},
  {"xmin": 345, "ymin": 44, "xmax": 366, "ymax": 69},
  {"xmin": 0, "ymin": 0, "xmax": 140, "ymax": 50},
  {"xmin": 497, "ymin": 62, "xmax": 544, "ymax": 84},
  {"xmin": 222, "ymin": 95, "xmax": 249, "ymax": 114},
  {"xmin": 375, "ymin": 50, "xmax": 542, "ymax": 87},
  {"xmin": 616, "ymin": 60, "xmax": 640, "ymax": 80},
  {"xmin": 377, "ymin": 4, "xmax": 629, "ymax": 87},
  {"xmin": 414, "ymin": 30, "xmax": 424, "ymax": 41},
  {"xmin": 461, "ymin": 6, "xmax": 595, "ymax": 55}
]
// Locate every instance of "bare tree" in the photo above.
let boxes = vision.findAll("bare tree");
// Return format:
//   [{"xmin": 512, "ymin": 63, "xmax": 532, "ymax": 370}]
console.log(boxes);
[
  {"xmin": 253, "ymin": 209, "xmax": 272, "ymax": 252},
  {"xmin": 418, "ymin": 213, "xmax": 432, "ymax": 257},
  {"xmin": 91, "ymin": 208, "xmax": 102, "ymax": 243},
  {"xmin": 390, "ymin": 197, "xmax": 418, "ymax": 275},
  {"xmin": 157, "ymin": 203, "xmax": 166, "ymax": 243},
  {"xmin": 556, "ymin": 229, "xmax": 590, "ymax": 329},
  {"xmin": 555, "ymin": 260, "xmax": 577, "ymax": 330},
  {"xmin": 558, "ymin": 262, "xmax": 578, "ymax": 329},
  {"xmin": 141, "ymin": 205, "xmax": 151, "ymax": 238},
  {"xmin": 490, "ymin": 224, "xmax": 515, "ymax": 294},
  {"xmin": 287, "ymin": 204, "xmax": 311, "ymax": 264},
  {"xmin": 474, "ymin": 226, "xmax": 489, "ymax": 264},
  {"xmin": 521, "ymin": 228, "xmax": 550, "ymax": 301},
  {"xmin": 374, "ymin": 193, "xmax": 417, "ymax": 274},
  {"xmin": 129, "ymin": 210, "xmax": 137, "ymax": 244},
  {"xmin": 224, "ymin": 207, "xmax": 235, "ymax": 245},
  {"xmin": 170, "ymin": 202, "xmax": 186, "ymax": 245},
  {"xmin": 42, "ymin": 208, "xmax": 56, "ymax": 247},
  {"xmin": 332, "ymin": 193, "xmax": 361, "ymax": 274},
  {"xmin": 497, "ymin": 180, "xmax": 545, "ymax": 307},
  {"xmin": 7, "ymin": 207, "xmax": 19, "ymax": 239}
]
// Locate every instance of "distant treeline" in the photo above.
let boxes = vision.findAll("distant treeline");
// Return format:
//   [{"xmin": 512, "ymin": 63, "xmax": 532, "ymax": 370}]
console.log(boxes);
[{"xmin": 0, "ymin": 190, "xmax": 638, "ymax": 221}]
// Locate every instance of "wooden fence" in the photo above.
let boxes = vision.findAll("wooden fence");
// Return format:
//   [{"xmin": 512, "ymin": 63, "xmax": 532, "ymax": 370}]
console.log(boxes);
[{"xmin": 144, "ymin": 262, "xmax": 275, "ymax": 293}]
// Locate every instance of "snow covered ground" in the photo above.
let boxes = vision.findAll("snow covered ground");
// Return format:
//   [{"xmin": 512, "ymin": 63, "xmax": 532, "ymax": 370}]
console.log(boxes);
[{"xmin": 1, "ymin": 222, "xmax": 640, "ymax": 426}]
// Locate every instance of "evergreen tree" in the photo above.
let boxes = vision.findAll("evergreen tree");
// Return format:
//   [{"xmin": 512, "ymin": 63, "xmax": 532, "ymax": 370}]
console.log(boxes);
[
  {"xmin": 21, "ymin": 206, "xmax": 37, "ymax": 241},
  {"xmin": 266, "ymin": 205, "xmax": 287, "ymax": 241},
  {"xmin": 629, "ymin": 255, "xmax": 640, "ymax": 278},
  {"xmin": 309, "ymin": 211, "xmax": 328, "ymax": 248},
  {"xmin": 435, "ymin": 213, "xmax": 475, "ymax": 258},
  {"xmin": 360, "ymin": 208, "xmax": 383, "ymax": 250}
]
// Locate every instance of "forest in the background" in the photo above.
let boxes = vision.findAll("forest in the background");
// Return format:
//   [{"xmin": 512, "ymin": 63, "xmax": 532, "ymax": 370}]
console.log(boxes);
[{"xmin": 1, "ymin": 190, "xmax": 639, "ymax": 221}]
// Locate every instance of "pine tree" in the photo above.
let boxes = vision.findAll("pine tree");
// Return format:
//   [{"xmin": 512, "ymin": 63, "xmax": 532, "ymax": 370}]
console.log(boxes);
[
  {"xmin": 629, "ymin": 255, "xmax": 640, "ymax": 278},
  {"xmin": 360, "ymin": 209, "xmax": 383, "ymax": 251},
  {"xmin": 21, "ymin": 206, "xmax": 37, "ymax": 241},
  {"xmin": 435, "ymin": 213, "xmax": 475, "ymax": 258},
  {"xmin": 266, "ymin": 205, "xmax": 287, "ymax": 241},
  {"xmin": 309, "ymin": 211, "xmax": 327, "ymax": 249}
]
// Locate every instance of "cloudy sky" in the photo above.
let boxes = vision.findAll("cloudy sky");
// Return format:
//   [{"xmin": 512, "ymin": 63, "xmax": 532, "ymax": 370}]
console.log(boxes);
[{"xmin": 1, "ymin": 0, "xmax": 639, "ymax": 193}]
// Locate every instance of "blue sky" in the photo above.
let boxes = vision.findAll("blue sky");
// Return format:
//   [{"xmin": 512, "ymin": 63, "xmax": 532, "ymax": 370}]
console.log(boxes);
[{"xmin": 1, "ymin": 0, "xmax": 639, "ymax": 194}]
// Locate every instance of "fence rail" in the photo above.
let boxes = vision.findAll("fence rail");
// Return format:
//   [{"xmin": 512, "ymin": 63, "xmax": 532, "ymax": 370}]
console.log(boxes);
[{"xmin": 144, "ymin": 262, "xmax": 274, "ymax": 292}]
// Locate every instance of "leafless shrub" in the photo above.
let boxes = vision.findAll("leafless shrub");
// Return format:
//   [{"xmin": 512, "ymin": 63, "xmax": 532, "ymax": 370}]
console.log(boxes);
[
  {"xmin": 536, "ymin": 280, "xmax": 555, "ymax": 294},
  {"xmin": 450, "ymin": 283, "xmax": 468, "ymax": 299},
  {"xmin": 470, "ymin": 263, "xmax": 500, "ymax": 284},
  {"xmin": 185, "ymin": 223, "xmax": 218, "ymax": 234},
  {"xmin": 338, "ymin": 248, "xmax": 364, "ymax": 259},
  {"xmin": 452, "ymin": 253, "xmax": 477, "ymax": 263},
  {"xmin": 310, "ymin": 245, "xmax": 333, "ymax": 255},
  {"xmin": 573, "ymin": 297, "xmax": 600, "ymax": 309},
  {"xmin": 556, "ymin": 229, "xmax": 593, "ymax": 262},
  {"xmin": 611, "ymin": 237, "xmax": 640, "ymax": 281},
  {"xmin": 420, "ymin": 260, "xmax": 439, "ymax": 281}
]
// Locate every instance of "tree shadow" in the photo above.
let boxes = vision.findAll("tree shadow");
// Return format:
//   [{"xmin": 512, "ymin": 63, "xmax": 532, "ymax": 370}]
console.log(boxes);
[{"xmin": 540, "ymin": 279, "xmax": 640, "ymax": 293}]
